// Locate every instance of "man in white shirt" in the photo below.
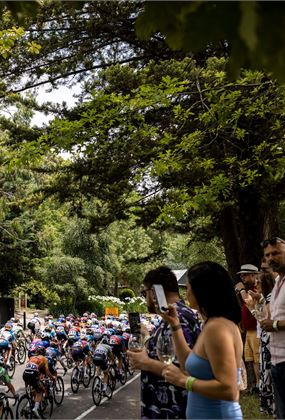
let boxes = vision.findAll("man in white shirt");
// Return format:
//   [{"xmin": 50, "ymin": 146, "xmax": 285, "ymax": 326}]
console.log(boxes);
[{"xmin": 260, "ymin": 237, "xmax": 285, "ymax": 419}]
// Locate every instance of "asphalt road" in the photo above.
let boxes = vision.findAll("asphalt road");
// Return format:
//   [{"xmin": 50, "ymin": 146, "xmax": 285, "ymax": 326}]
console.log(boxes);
[
  {"xmin": 2, "ymin": 311, "xmax": 141, "ymax": 419},
  {"xmin": 1, "ymin": 361, "xmax": 141, "ymax": 419}
]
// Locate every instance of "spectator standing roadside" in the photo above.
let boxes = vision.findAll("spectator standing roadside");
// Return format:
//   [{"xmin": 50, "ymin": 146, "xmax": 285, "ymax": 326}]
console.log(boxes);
[
  {"xmin": 260, "ymin": 236, "xmax": 285, "ymax": 419},
  {"xmin": 128, "ymin": 266, "xmax": 201, "ymax": 419},
  {"xmin": 161, "ymin": 261, "xmax": 243, "ymax": 419},
  {"xmin": 235, "ymin": 264, "xmax": 260, "ymax": 393},
  {"xmin": 244, "ymin": 272, "xmax": 276, "ymax": 415}
]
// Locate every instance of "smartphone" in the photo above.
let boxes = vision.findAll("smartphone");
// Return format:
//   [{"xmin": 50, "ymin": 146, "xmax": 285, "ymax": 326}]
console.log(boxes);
[
  {"xmin": 152, "ymin": 284, "xmax": 168, "ymax": 313},
  {"xmin": 128, "ymin": 312, "xmax": 141, "ymax": 334}
]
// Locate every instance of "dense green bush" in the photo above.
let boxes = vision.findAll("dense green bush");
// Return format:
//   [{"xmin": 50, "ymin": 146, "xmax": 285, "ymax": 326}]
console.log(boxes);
[
  {"xmin": 13, "ymin": 279, "xmax": 60, "ymax": 309},
  {"xmin": 119, "ymin": 288, "xmax": 135, "ymax": 301},
  {"xmin": 76, "ymin": 299, "xmax": 104, "ymax": 317}
]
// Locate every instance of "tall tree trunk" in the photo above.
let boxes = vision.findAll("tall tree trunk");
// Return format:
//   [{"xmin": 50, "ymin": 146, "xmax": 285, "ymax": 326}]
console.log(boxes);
[
  {"xmin": 219, "ymin": 206, "xmax": 241, "ymax": 277},
  {"xmin": 220, "ymin": 190, "xmax": 279, "ymax": 277}
]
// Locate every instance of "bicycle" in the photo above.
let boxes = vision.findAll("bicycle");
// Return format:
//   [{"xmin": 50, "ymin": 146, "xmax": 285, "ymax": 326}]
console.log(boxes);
[
  {"xmin": 49, "ymin": 375, "xmax": 64, "ymax": 406},
  {"xmin": 70, "ymin": 362, "xmax": 91, "ymax": 393},
  {"xmin": 0, "ymin": 351, "xmax": 15, "ymax": 380},
  {"xmin": 42, "ymin": 375, "xmax": 64, "ymax": 409},
  {"xmin": 122, "ymin": 352, "xmax": 135, "ymax": 377},
  {"xmin": 0, "ymin": 392, "xmax": 15, "ymax": 419},
  {"xmin": 92, "ymin": 369, "xmax": 113, "ymax": 406},
  {"xmin": 16, "ymin": 381, "xmax": 53, "ymax": 419},
  {"xmin": 14, "ymin": 340, "xmax": 26, "ymax": 365}
]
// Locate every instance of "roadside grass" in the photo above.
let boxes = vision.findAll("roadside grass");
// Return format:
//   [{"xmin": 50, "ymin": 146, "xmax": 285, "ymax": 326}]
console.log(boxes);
[{"xmin": 240, "ymin": 392, "xmax": 272, "ymax": 419}]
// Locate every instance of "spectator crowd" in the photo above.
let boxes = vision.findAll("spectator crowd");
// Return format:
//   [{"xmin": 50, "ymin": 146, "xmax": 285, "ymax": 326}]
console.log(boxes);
[{"xmin": 127, "ymin": 236, "xmax": 285, "ymax": 419}]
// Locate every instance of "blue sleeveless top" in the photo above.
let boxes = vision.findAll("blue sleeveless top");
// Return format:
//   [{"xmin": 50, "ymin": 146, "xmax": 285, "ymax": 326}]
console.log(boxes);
[{"xmin": 185, "ymin": 352, "xmax": 243, "ymax": 419}]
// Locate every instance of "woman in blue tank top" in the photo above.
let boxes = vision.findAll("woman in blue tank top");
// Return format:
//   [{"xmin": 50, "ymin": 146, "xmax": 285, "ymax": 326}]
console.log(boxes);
[{"xmin": 161, "ymin": 261, "xmax": 243, "ymax": 419}]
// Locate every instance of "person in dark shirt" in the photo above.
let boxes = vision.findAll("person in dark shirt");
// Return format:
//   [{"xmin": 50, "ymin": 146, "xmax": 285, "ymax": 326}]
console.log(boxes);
[
  {"xmin": 128, "ymin": 266, "xmax": 201, "ymax": 419},
  {"xmin": 235, "ymin": 264, "xmax": 260, "ymax": 393}
]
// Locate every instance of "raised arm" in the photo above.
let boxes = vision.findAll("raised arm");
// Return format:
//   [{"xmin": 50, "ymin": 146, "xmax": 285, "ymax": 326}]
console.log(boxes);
[{"xmin": 161, "ymin": 304, "xmax": 193, "ymax": 369}]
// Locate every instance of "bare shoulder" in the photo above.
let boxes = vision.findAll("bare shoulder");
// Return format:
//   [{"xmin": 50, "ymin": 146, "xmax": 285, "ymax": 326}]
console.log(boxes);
[{"xmin": 204, "ymin": 317, "xmax": 239, "ymax": 339}]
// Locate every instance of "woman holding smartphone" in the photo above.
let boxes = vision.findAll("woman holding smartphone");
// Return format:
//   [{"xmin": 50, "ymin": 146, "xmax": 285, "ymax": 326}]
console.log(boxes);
[{"xmin": 162, "ymin": 261, "xmax": 243, "ymax": 419}]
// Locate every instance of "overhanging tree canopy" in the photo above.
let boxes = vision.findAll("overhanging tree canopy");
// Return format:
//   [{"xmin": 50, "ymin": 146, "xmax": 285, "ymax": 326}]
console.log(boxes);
[{"xmin": 17, "ymin": 57, "xmax": 285, "ymax": 274}]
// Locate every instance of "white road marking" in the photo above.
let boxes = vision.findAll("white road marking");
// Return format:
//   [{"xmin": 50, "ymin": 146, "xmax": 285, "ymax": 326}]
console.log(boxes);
[{"xmin": 74, "ymin": 373, "xmax": 140, "ymax": 420}]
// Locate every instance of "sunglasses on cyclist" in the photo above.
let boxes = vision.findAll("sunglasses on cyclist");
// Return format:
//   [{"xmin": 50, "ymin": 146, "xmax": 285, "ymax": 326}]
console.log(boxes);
[{"xmin": 260, "ymin": 237, "xmax": 285, "ymax": 248}]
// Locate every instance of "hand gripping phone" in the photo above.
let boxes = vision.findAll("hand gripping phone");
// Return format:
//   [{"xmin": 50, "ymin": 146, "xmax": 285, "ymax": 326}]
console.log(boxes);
[
  {"xmin": 128, "ymin": 312, "xmax": 141, "ymax": 334},
  {"xmin": 152, "ymin": 284, "xmax": 168, "ymax": 313}
]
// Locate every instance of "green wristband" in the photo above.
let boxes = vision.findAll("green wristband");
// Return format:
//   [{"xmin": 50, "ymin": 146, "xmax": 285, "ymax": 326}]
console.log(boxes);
[{"xmin": 185, "ymin": 376, "xmax": 197, "ymax": 392}]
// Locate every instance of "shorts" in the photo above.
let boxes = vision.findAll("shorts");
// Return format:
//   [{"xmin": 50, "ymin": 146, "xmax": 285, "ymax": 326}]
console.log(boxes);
[
  {"xmin": 71, "ymin": 348, "xmax": 85, "ymax": 362},
  {"xmin": 0, "ymin": 341, "xmax": 9, "ymax": 351},
  {"xmin": 47, "ymin": 358, "xmax": 56, "ymax": 375},
  {"xmin": 23, "ymin": 370, "xmax": 42, "ymax": 393},
  {"xmin": 0, "ymin": 367, "xmax": 10, "ymax": 384},
  {"xmin": 93, "ymin": 354, "xmax": 108, "ymax": 371},
  {"xmin": 244, "ymin": 330, "xmax": 260, "ymax": 363},
  {"xmin": 111, "ymin": 344, "xmax": 122, "ymax": 359},
  {"xmin": 27, "ymin": 322, "xmax": 35, "ymax": 334}
]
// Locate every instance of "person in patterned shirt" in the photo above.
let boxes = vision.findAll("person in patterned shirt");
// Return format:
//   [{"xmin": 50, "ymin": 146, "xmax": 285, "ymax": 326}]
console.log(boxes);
[{"xmin": 128, "ymin": 266, "xmax": 201, "ymax": 419}]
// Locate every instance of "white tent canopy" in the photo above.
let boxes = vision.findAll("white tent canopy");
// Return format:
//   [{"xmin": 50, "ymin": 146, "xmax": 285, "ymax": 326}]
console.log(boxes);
[{"xmin": 172, "ymin": 269, "xmax": 188, "ymax": 286}]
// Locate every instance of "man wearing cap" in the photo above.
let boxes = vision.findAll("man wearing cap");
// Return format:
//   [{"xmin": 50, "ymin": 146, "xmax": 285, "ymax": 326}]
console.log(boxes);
[
  {"xmin": 235, "ymin": 264, "xmax": 260, "ymax": 393},
  {"xmin": 260, "ymin": 237, "xmax": 285, "ymax": 419}
]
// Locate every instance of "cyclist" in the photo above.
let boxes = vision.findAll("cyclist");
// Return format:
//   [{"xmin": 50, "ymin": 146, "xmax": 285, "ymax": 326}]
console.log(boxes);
[
  {"xmin": 0, "ymin": 356, "xmax": 18, "ymax": 398},
  {"xmin": 93, "ymin": 337, "xmax": 114, "ymax": 394},
  {"xmin": 27, "ymin": 313, "xmax": 41, "ymax": 337},
  {"xmin": 46, "ymin": 339, "xmax": 67, "ymax": 376},
  {"xmin": 70, "ymin": 335, "xmax": 92, "ymax": 381},
  {"xmin": 0, "ymin": 323, "xmax": 16, "ymax": 367},
  {"xmin": 23, "ymin": 346, "xmax": 56, "ymax": 418},
  {"xmin": 109, "ymin": 333, "xmax": 126, "ymax": 376}
]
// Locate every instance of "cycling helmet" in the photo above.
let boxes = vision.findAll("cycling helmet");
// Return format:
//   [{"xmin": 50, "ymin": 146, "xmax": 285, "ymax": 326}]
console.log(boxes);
[
  {"xmin": 93, "ymin": 332, "xmax": 102, "ymax": 341},
  {"xmin": 122, "ymin": 332, "xmax": 130, "ymax": 341},
  {"xmin": 100, "ymin": 336, "xmax": 109, "ymax": 345},
  {"xmin": 35, "ymin": 346, "xmax": 46, "ymax": 356},
  {"xmin": 34, "ymin": 312, "xmax": 39, "ymax": 317},
  {"xmin": 109, "ymin": 335, "xmax": 121, "ymax": 345}
]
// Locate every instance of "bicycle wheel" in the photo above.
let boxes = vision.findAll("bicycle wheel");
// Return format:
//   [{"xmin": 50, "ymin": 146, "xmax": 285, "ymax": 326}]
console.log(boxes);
[
  {"xmin": 40, "ymin": 393, "xmax": 53, "ymax": 419},
  {"xmin": 16, "ymin": 394, "xmax": 33, "ymax": 419},
  {"xmin": 66, "ymin": 357, "xmax": 74, "ymax": 369},
  {"xmin": 105, "ymin": 377, "xmax": 113, "ymax": 400},
  {"xmin": 71, "ymin": 367, "xmax": 79, "ymax": 393},
  {"xmin": 83, "ymin": 364, "xmax": 91, "ymax": 388},
  {"xmin": 25, "ymin": 335, "xmax": 32, "ymax": 350},
  {"xmin": 119, "ymin": 368, "xmax": 127, "ymax": 385},
  {"xmin": 109, "ymin": 366, "xmax": 116, "ymax": 391},
  {"xmin": 53, "ymin": 376, "xmax": 64, "ymax": 406},
  {"xmin": 17, "ymin": 342, "xmax": 27, "ymax": 364},
  {"xmin": 7, "ymin": 356, "xmax": 15, "ymax": 379},
  {"xmin": 88, "ymin": 362, "xmax": 95, "ymax": 378},
  {"xmin": 0, "ymin": 406, "xmax": 13, "ymax": 419},
  {"xmin": 92, "ymin": 376, "xmax": 102, "ymax": 406}
]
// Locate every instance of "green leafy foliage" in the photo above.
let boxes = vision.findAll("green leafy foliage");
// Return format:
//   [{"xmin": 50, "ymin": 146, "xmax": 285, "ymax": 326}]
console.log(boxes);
[
  {"xmin": 13, "ymin": 279, "xmax": 60, "ymax": 309},
  {"xmin": 136, "ymin": 2, "xmax": 285, "ymax": 82}
]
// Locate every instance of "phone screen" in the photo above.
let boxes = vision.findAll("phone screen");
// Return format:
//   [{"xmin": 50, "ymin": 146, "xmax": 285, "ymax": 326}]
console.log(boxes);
[
  {"xmin": 128, "ymin": 312, "xmax": 141, "ymax": 334},
  {"xmin": 152, "ymin": 284, "xmax": 168, "ymax": 313}
]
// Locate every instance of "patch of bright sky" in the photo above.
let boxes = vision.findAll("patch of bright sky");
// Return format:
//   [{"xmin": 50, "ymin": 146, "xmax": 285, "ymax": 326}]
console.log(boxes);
[{"xmin": 31, "ymin": 83, "xmax": 81, "ymax": 127}]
